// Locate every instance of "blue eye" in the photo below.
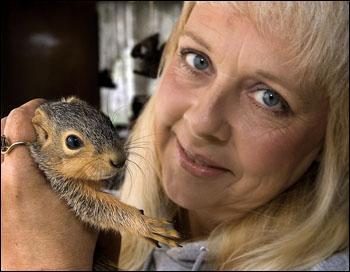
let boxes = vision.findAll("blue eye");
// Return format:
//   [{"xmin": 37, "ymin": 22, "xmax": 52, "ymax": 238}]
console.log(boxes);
[
  {"xmin": 66, "ymin": 135, "xmax": 83, "ymax": 149},
  {"xmin": 262, "ymin": 90, "xmax": 280, "ymax": 107},
  {"xmin": 185, "ymin": 52, "xmax": 209, "ymax": 70},
  {"xmin": 253, "ymin": 88, "xmax": 284, "ymax": 110}
]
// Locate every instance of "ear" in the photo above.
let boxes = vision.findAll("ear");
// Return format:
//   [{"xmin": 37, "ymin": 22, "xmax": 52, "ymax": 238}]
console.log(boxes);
[
  {"xmin": 61, "ymin": 96, "xmax": 81, "ymax": 104},
  {"xmin": 32, "ymin": 108, "xmax": 51, "ymax": 146}
]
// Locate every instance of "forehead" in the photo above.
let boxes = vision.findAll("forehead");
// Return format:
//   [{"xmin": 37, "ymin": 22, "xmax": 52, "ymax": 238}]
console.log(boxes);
[
  {"xmin": 188, "ymin": 4, "xmax": 241, "ymax": 32},
  {"xmin": 183, "ymin": 4, "xmax": 296, "ymax": 85},
  {"xmin": 184, "ymin": 4, "xmax": 282, "ymax": 58}
]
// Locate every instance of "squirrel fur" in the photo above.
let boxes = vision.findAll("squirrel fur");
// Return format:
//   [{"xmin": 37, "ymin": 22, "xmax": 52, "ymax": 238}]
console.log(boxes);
[{"xmin": 29, "ymin": 97, "xmax": 181, "ymax": 248}]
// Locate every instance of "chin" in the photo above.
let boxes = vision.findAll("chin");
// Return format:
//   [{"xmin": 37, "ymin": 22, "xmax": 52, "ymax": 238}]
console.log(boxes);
[{"xmin": 161, "ymin": 170, "xmax": 210, "ymax": 211}]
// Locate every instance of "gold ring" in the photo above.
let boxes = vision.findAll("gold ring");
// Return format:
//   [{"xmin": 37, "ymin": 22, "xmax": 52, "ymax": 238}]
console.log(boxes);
[{"xmin": 1, "ymin": 135, "xmax": 29, "ymax": 155}]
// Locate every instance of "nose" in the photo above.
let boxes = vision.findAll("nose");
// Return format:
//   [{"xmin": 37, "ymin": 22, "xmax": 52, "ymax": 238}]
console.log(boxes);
[
  {"xmin": 183, "ymin": 90, "xmax": 231, "ymax": 143},
  {"xmin": 110, "ymin": 157, "xmax": 126, "ymax": 168}
]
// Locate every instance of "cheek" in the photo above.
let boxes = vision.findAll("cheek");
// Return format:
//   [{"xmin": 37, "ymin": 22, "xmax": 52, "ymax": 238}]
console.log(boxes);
[
  {"xmin": 236, "ymin": 118, "xmax": 325, "ymax": 181},
  {"xmin": 155, "ymin": 62, "xmax": 192, "ymax": 132}
]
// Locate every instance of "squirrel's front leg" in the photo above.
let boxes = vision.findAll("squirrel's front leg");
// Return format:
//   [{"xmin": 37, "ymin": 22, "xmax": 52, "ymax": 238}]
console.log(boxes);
[{"xmin": 54, "ymin": 179, "xmax": 181, "ymax": 247}]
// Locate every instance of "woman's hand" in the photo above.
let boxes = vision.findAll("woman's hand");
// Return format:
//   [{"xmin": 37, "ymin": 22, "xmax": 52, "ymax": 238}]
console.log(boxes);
[{"xmin": 1, "ymin": 99, "xmax": 98, "ymax": 270}]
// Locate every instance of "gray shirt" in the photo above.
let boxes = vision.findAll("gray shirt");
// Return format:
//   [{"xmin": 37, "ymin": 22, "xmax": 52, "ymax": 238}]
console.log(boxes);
[{"xmin": 142, "ymin": 241, "xmax": 349, "ymax": 271}]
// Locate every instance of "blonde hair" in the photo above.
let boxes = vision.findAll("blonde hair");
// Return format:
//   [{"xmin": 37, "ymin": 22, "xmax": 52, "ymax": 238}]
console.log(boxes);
[{"xmin": 119, "ymin": 2, "xmax": 349, "ymax": 270}]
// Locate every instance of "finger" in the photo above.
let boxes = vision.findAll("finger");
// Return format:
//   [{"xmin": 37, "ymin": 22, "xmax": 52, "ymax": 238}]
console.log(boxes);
[
  {"xmin": 4, "ymin": 98, "xmax": 46, "ymax": 143},
  {"xmin": 2, "ymin": 99, "xmax": 46, "ymax": 165},
  {"xmin": 1, "ymin": 116, "xmax": 7, "ymax": 135},
  {"xmin": 18, "ymin": 98, "xmax": 47, "ymax": 117},
  {"xmin": 1, "ymin": 117, "xmax": 7, "ymax": 163}
]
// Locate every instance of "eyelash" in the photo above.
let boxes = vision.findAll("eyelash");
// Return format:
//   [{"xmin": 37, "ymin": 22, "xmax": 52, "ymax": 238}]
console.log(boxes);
[
  {"xmin": 177, "ymin": 47, "xmax": 292, "ymax": 117},
  {"xmin": 178, "ymin": 47, "xmax": 212, "ymax": 77},
  {"xmin": 248, "ymin": 87, "xmax": 292, "ymax": 117}
]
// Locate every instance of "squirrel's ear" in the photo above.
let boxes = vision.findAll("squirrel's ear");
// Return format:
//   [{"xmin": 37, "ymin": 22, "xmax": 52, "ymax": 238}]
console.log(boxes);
[
  {"xmin": 32, "ymin": 108, "xmax": 51, "ymax": 145},
  {"xmin": 61, "ymin": 96, "xmax": 81, "ymax": 104}
]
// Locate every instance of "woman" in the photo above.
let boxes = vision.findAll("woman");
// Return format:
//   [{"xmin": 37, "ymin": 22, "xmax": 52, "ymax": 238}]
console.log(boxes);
[{"xmin": 2, "ymin": 2, "xmax": 348, "ymax": 271}]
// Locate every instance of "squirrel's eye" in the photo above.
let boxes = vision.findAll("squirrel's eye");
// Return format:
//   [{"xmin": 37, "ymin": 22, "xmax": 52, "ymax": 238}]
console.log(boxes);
[{"xmin": 66, "ymin": 135, "xmax": 83, "ymax": 149}]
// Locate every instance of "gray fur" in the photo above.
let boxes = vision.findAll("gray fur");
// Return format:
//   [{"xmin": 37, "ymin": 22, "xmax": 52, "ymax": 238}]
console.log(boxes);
[{"xmin": 40, "ymin": 99, "xmax": 121, "ymax": 153}]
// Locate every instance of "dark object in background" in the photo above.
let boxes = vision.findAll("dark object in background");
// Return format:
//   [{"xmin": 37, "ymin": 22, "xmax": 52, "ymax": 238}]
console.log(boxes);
[
  {"xmin": 131, "ymin": 33, "xmax": 165, "ymax": 79},
  {"xmin": 1, "ymin": 1, "xmax": 99, "ymax": 117},
  {"xmin": 130, "ymin": 94, "xmax": 150, "ymax": 124},
  {"xmin": 98, "ymin": 69, "xmax": 116, "ymax": 89}
]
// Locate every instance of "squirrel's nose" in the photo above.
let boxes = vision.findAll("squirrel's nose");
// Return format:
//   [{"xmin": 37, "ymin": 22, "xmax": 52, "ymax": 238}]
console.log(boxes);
[{"xmin": 110, "ymin": 159, "xmax": 125, "ymax": 169}]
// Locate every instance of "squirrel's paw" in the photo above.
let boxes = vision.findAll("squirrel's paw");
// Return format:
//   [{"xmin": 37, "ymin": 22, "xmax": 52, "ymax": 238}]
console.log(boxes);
[
  {"xmin": 125, "ymin": 209, "xmax": 181, "ymax": 247},
  {"xmin": 141, "ymin": 216, "xmax": 182, "ymax": 248}
]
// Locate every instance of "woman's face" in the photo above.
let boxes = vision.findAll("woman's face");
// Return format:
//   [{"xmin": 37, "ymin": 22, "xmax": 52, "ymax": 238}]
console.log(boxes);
[{"xmin": 155, "ymin": 4, "xmax": 327, "ymax": 227}]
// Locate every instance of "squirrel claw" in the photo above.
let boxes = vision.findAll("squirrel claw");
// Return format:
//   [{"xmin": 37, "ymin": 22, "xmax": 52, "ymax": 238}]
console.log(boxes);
[{"xmin": 146, "ymin": 237, "xmax": 161, "ymax": 248}]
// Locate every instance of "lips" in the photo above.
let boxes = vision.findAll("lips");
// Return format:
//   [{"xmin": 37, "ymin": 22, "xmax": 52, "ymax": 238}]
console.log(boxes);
[{"xmin": 176, "ymin": 139, "xmax": 229, "ymax": 178}]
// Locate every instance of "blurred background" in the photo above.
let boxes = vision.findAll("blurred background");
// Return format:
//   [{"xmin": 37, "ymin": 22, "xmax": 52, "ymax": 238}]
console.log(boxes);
[{"xmin": 1, "ymin": 1, "xmax": 183, "ymax": 139}]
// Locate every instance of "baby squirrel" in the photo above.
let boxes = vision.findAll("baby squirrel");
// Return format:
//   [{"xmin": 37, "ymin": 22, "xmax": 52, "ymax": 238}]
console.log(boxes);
[{"xmin": 29, "ymin": 96, "xmax": 181, "ymax": 248}]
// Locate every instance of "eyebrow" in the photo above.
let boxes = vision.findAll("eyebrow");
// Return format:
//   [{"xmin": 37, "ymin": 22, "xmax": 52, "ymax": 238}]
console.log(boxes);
[
  {"xmin": 180, "ymin": 30, "xmax": 213, "ymax": 52},
  {"xmin": 255, "ymin": 69, "xmax": 308, "ymax": 103},
  {"xmin": 255, "ymin": 70, "xmax": 288, "ymax": 88}
]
